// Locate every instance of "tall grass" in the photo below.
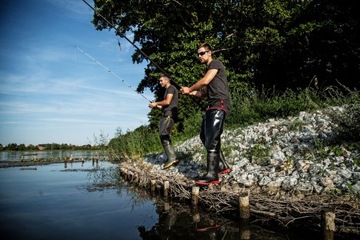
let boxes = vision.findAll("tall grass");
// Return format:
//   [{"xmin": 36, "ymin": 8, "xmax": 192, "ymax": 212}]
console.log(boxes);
[
  {"xmin": 108, "ymin": 126, "xmax": 160, "ymax": 161},
  {"xmin": 108, "ymin": 86, "xmax": 359, "ymax": 160}
]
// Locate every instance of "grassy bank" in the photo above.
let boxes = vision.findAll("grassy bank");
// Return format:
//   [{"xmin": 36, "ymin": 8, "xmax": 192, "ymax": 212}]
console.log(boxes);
[{"xmin": 108, "ymin": 86, "xmax": 360, "ymax": 160}]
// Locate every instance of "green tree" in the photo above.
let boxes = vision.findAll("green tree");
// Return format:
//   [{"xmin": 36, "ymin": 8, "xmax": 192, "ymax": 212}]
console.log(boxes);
[
  {"xmin": 91, "ymin": 0, "xmax": 359, "ymax": 90},
  {"xmin": 90, "ymin": 0, "xmax": 360, "ymax": 133},
  {"xmin": 6, "ymin": 143, "xmax": 18, "ymax": 151}
]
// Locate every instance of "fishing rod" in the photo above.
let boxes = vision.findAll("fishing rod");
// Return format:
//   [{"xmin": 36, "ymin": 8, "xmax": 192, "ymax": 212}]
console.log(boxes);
[
  {"xmin": 82, "ymin": 0, "xmax": 205, "ymax": 110},
  {"xmin": 75, "ymin": 46, "xmax": 152, "ymax": 103},
  {"xmin": 82, "ymin": 0, "xmax": 178, "ymax": 87}
]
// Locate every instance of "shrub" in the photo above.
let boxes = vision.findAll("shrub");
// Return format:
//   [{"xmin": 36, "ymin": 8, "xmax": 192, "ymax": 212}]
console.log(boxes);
[{"xmin": 329, "ymin": 103, "xmax": 360, "ymax": 142}]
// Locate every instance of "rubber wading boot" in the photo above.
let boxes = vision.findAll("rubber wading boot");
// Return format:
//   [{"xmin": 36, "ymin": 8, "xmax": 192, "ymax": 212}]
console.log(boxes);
[
  {"xmin": 218, "ymin": 151, "xmax": 231, "ymax": 174},
  {"xmin": 195, "ymin": 152, "xmax": 219, "ymax": 185},
  {"xmin": 162, "ymin": 141, "xmax": 179, "ymax": 169}
]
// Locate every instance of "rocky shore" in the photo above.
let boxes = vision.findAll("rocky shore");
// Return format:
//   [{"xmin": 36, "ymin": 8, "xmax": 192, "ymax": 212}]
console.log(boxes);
[
  {"xmin": 144, "ymin": 107, "xmax": 360, "ymax": 198},
  {"xmin": 120, "ymin": 106, "xmax": 359, "ymax": 235}
]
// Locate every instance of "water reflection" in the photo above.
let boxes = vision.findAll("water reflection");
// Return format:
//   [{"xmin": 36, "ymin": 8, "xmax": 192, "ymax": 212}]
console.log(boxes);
[
  {"xmin": 135, "ymin": 195, "xmax": 265, "ymax": 240},
  {"xmin": 0, "ymin": 150, "xmax": 107, "ymax": 162},
  {"xmin": 126, "ymin": 184, "xmax": 350, "ymax": 240},
  {"xmin": 0, "ymin": 160, "xmax": 355, "ymax": 240}
]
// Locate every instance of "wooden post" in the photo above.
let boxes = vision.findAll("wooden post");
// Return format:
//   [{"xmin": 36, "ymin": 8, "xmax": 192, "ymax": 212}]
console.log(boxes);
[
  {"xmin": 164, "ymin": 181, "xmax": 169, "ymax": 197},
  {"xmin": 239, "ymin": 192, "xmax": 250, "ymax": 219},
  {"xmin": 151, "ymin": 180, "xmax": 156, "ymax": 193},
  {"xmin": 191, "ymin": 186, "xmax": 200, "ymax": 205},
  {"xmin": 239, "ymin": 218, "xmax": 251, "ymax": 240},
  {"xmin": 133, "ymin": 173, "xmax": 138, "ymax": 183},
  {"xmin": 122, "ymin": 169, "xmax": 128, "ymax": 179},
  {"xmin": 322, "ymin": 208, "xmax": 335, "ymax": 240},
  {"xmin": 164, "ymin": 200, "xmax": 170, "ymax": 211},
  {"xmin": 191, "ymin": 206, "xmax": 200, "ymax": 223},
  {"xmin": 127, "ymin": 172, "xmax": 133, "ymax": 181},
  {"xmin": 119, "ymin": 168, "xmax": 124, "ymax": 177},
  {"xmin": 139, "ymin": 176, "xmax": 145, "ymax": 187}
]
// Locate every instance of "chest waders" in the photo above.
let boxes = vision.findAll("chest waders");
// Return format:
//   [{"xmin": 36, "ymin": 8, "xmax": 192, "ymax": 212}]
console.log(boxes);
[
  {"xmin": 196, "ymin": 109, "xmax": 227, "ymax": 185},
  {"xmin": 159, "ymin": 116, "xmax": 179, "ymax": 169}
]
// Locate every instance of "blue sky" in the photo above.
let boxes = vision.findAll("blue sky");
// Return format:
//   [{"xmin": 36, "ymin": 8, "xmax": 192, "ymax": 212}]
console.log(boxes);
[{"xmin": 0, "ymin": 0, "xmax": 152, "ymax": 146}]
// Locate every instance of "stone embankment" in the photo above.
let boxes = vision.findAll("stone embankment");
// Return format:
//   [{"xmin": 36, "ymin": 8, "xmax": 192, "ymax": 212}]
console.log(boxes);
[
  {"xmin": 145, "ymin": 107, "xmax": 360, "ymax": 197},
  {"xmin": 120, "ymin": 107, "xmax": 359, "ymax": 235}
]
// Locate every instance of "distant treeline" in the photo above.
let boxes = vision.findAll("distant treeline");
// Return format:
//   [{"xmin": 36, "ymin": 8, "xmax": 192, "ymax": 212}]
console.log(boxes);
[{"xmin": 0, "ymin": 143, "xmax": 107, "ymax": 151}]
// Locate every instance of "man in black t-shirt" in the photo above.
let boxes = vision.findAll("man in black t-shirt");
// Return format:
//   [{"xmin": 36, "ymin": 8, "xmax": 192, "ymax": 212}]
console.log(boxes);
[
  {"xmin": 181, "ymin": 43, "xmax": 231, "ymax": 185},
  {"xmin": 149, "ymin": 75, "xmax": 179, "ymax": 169}
]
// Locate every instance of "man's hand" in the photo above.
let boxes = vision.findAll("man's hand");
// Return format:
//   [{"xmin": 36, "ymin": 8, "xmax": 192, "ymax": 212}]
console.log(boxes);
[
  {"xmin": 149, "ymin": 102, "xmax": 162, "ymax": 109},
  {"xmin": 189, "ymin": 91, "xmax": 198, "ymax": 96},
  {"xmin": 181, "ymin": 87, "xmax": 190, "ymax": 95},
  {"xmin": 149, "ymin": 102, "xmax": 157, "ymax": 108}
]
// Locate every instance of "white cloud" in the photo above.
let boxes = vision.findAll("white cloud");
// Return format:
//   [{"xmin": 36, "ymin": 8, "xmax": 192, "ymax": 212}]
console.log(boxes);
[{"xmin": 0, "ymin": 0, "xmax": 152, "ymax": 146}]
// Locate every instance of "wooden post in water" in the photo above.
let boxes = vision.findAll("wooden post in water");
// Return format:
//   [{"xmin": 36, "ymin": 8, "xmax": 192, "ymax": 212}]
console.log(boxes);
[
  {"xmin": 139, "ymin": 176, "xmax": 145, "ymax": 187},
  {"xmin": 239, "ymin": 218, "xmax": 251, "ymax": 240},
  {"xmin": 151, "ymin": 180, "xmax": 156, "ymax": 193},
  {"xmin": 133, "ymin": 173, "xmax": 138, "ymax": 183},
  {"xmin": 164, "ymin": 200, "xmax": 170, "ymax": 211},
  {"xmin": 119, "ymin": 168, "xmax": 124, "ymax": 177},
  {"xmin": 191, "ymin": 206, "xmax": 200, "ymax": 223},
  {"xmin": 322, "ymin": 208, "xmax": 335, "ymax": 240},
  {"xmin": 164, "ymin": 181, "xmax": 169, "ymax": 197},
  {"xmin": 239, "ymin": 192, "xmax": 250, "ymax": 219},
  {"xmin": 191, "ymin": 186, "xmax": 200, "ymax": 205},
  {"xmin": 128, "ymin": 172, "xmax": 133, "ymax": 181},
  {"xmin": 123, "ymin": 169, "xmax": 128, "ymax": 179}
]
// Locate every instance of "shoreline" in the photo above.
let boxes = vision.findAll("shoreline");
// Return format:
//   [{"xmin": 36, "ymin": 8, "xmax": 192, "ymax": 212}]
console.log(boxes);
[{"xmin": 117, "ymin": 107, "xmax": 359, "ymax": 235}]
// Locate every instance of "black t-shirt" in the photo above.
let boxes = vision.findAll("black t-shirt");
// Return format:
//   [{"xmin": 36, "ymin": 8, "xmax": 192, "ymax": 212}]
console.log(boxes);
[
  {"xmin": 206, "ymin": 59, "xmax": 230, "ymax": 112},
  {"xmin": 163, "ymin": 84, "xmax": 178, "ymax": 118}
]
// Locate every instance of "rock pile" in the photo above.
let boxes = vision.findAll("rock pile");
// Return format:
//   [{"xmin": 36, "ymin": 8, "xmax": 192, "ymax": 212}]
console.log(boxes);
[{"xmin": 144, "ymin": 107, "xmax": 360, "ymax": 198}]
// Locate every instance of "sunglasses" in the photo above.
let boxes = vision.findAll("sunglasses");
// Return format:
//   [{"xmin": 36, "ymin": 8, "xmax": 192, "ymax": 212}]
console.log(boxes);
[{"xmin": 197, "ymin": 51, "xmax": 208, "ymax": 57}]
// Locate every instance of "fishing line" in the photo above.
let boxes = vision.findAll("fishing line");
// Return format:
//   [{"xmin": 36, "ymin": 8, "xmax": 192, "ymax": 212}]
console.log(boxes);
[
  {"xmin": 82, "ymin": 0, "xmax": 205, "ymax": 110},
  {"xmin": 82, "ymin": 0, "xmax": 175, "ymax": 85},
  {"xmin": 75, "ymin": 46, "xmax": 152, "ymax": 103}
]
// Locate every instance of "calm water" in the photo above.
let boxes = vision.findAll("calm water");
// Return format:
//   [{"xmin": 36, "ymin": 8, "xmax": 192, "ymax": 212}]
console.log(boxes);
[
  {"xmin": 0, "ymin": 151, "xmax": 354, "ymax": 240},
  {"xmin": 0, "ymin": 160, "xmax": 159, "ymax": 240},
  {"xmin": 0, "ymin": 150, "xmax": 104, "ymax": 161}
]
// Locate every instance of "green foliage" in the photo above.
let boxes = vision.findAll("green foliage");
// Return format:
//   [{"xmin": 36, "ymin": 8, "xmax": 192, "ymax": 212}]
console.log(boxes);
[
  {"xmin": 92, "ymin": 0, "xmax": 359, "ymax": 128},
  {"xmin": 93, "ymin": 0, "xmax": 360, "ymax": 91},
  {"xmin": 227, "ymin": 85, "xmax": 359, "ymax": 128},
  {"xmin": 107, "ymin": 86, "xmax": 359, "ymax": 160},
  {"xmin": 173, "ymin": 111, "xmax": 203, "ymax": 142},
  {"xmin": 226, "ymin": 86, "xmax": 316, "ymax": 127},
  {"xmin": 328, "ymin": 103, "xmax": 360, "ymax": 142},
  {"xmin": 108, "ymin": 125, "xmax": 161, "ymax": 160},
  {"xmin": 90, "ymin": 0, "xmax": 360, "ymax": 160},
  {"xmin": 0, "ymin": 142, "xmax": 98, "ymax": 151},
  {"xmin": 287, "ymin": 119, "xmax": 305, "ymax": 132},
  {"xmin": 354, "ymin": 156, "xmax": 360, "ymax": 167},
  {"xmin": 246, "ymin": 144, "xmax": 270, "ymax": 166}
]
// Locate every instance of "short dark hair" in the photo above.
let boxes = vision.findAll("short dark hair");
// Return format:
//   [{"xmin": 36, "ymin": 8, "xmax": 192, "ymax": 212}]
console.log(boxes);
[
  {"xmin": 159, "ymin": 75, "xmax": 170, "ymax": 82},
  {"xmin": 198, "ymin": 43, "xmax": 212, "ymax": 51}
]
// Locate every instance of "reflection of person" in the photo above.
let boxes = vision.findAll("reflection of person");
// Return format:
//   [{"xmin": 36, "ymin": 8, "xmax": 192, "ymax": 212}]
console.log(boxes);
[
  {"xmin": 181, "ymin": 43, "xmax": 231, "ymax": 185},
  {"xmin": 149, "ymin": 75, "xmax": 179, "ymax": 169},
  {"xmin": 196, "ymin": 218, "xmax": 221, "ymax": 240}
]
